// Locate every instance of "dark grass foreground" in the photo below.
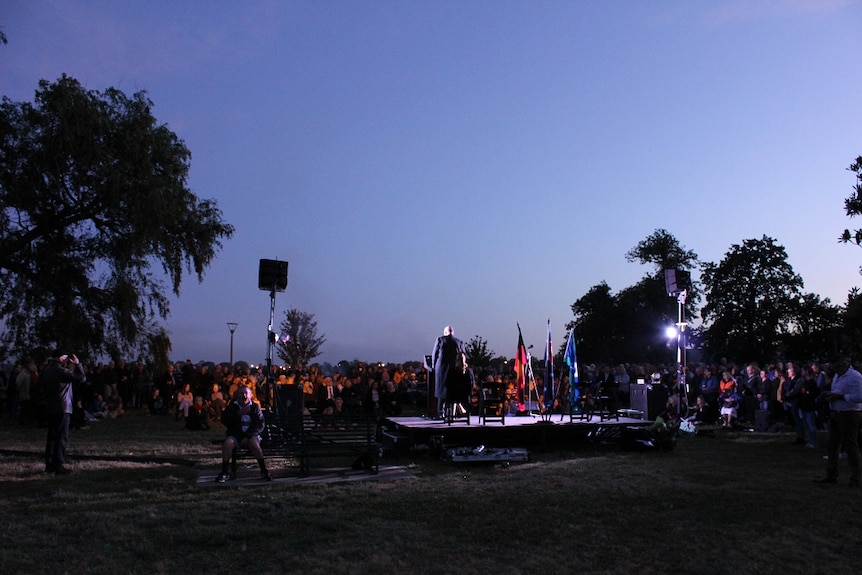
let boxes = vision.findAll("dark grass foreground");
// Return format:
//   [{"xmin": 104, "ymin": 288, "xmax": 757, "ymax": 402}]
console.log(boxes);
[{"xmin": 1, "ymin": 411, "xmax": 860, "ymax": 575}]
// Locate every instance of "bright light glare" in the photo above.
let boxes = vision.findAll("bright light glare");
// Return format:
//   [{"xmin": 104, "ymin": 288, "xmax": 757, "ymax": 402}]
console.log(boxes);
[{"xmin": 665, "ymin": 326, "xmax": 678, "ymax": 339}]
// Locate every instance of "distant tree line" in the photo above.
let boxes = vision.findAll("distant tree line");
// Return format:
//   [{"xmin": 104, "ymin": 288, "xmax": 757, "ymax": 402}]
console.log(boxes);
[{"xmin": 566, "ymin": 225, "xmax": 857, "ymax": 368}]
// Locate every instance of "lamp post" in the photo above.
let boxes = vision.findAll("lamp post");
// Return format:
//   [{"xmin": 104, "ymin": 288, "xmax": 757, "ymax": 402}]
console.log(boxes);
[{"xmin": 227, "ymin": 322, "xmax": 238, "ymax": 366}]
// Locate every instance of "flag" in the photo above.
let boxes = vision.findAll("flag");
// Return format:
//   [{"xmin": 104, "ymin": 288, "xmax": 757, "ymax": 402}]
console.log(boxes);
[
  {"xmin": 514, "ymin": 323, "xmax": 528, "ymax": 411},
  {"xmin": 564, "ymin": 328, "xmax": 580, "ymax": 405},
  {"xmin": 543, "ymin": 319, "xmax": 554, "ymax": 411}
]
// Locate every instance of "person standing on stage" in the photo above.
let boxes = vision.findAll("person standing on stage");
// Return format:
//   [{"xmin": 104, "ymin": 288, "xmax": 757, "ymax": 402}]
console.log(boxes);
[
  {"xmin": 43, "ymin": 352, "xmax": 87, "ymax": 474},
  {"xmin": 431, "ymin": 325, "xmax": 467, "ymax": 418}
]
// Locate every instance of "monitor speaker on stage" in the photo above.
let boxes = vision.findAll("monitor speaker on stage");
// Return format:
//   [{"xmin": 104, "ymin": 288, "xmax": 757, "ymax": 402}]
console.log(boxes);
[
  {"xmin": 630, "ymin": 382, "xmax": 668, "ymax": 420},
  {"xmin": 258, "ymin": 259, "xmax": 288, "ymax": 292},
  {"xmin": 663, "ymin": 269, "xmax": 690, "ymax": 296}
]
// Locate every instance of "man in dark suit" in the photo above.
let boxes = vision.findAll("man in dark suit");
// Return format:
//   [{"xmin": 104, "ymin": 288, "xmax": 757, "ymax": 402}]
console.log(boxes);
[{"xmin": 432, "ymin": 325, "xmax": 467, "ymax": 418}]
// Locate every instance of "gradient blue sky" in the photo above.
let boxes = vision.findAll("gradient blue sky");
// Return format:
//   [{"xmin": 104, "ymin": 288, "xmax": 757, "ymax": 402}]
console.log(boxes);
[{"xmin": 3, "ymin": 1, "xmax": 861, "ymax": 366}]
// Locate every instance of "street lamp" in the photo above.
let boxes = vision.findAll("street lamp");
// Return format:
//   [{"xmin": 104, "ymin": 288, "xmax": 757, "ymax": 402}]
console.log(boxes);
[{"xmin": 227, "ymin": 322, "xmax": 238, "ymax": 366}]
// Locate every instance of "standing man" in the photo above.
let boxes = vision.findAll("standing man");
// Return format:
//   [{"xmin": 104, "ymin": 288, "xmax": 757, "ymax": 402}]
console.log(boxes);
[
  {"xmin": 431, "ymin": 325, "xmax": 466, "ymax": 419},
  {"xmin": 698, "ymin": 366, "xmax": 719, "ymax": 424},
  {"xmin": 43, "ymin": 352, "xmax": 86, "ymax": 474},
  {"xmin": 815, "ymin": 357, "xmax": 862, "ymax": 488},
  {"xmin": 159, "ymin": 363, "xmax": 177, "ymax": 414}
]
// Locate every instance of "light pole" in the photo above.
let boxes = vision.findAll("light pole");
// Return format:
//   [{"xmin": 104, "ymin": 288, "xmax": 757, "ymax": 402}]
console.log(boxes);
[{"xmin": 227, "ymin": 322, "xmax": 238, "ymax": 366}]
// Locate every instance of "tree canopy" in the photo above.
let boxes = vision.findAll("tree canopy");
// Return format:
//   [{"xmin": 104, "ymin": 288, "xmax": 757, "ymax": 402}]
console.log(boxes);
[
  {"xmin": 464, "ymin": 335, "xmax": 495, "ymax": 368},
  {"xmin": 0, "ymin": 75, "xmax": 233, "ymax": 361},
  {"xmin": 275, "ymin": 308, "xmax": 326, "ymax": 369},
  {"xmin": 567, "ymin": 230, "xmax": 699, "ymax": 366},
  {"xmin": 700, "ymin": 235, "xmax": 803, "ymax": 362},
  {"xmin": 625, "ymin": 228, "xmax": 699, "ymax": 276}
]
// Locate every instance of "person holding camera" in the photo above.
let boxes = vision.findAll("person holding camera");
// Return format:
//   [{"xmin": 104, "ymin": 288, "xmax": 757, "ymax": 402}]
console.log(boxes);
[{"xmin": 43, "ymin": 352, "xmax": 87, "ymax": 475}]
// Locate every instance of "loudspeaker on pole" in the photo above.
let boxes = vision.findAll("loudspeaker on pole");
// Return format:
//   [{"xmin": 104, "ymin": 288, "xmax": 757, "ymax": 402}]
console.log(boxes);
[
  {"xmin": 258, "ymin": 259, "xmax": 288, "ymax": 292},
  {"xmin": 663, "ymin": 269, "xmax": 690, "ymax": 296}
]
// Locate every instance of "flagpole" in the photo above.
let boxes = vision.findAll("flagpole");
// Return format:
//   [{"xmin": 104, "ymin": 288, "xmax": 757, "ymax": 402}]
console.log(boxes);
[{"xmin": 541, "ymin": 318, "xmax": 554, "ymax": 422}]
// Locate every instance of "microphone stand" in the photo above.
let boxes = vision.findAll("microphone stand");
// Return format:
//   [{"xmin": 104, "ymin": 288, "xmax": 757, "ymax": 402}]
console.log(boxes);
[{"xmin": 525, "ymin": 347, "xmax": 541, "ymax": 417}]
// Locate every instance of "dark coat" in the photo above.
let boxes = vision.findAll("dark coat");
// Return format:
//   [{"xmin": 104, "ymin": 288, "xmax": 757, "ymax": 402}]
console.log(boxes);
[
  {"xmin": 221, "ymin": 399, "xmax": 265, "ymax": 440},
  {"xmin": 432, "ymin": 334, "xmax": 467, "ymax": 401}
]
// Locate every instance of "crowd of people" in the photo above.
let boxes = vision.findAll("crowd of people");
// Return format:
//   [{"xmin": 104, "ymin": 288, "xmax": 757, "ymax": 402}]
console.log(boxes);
[
  {"xmin": 0, "ymin": 357, "xmax": 431, "ymax": 431},
  {"xmin": 0, "ymin": 355, "xmax": 852, "ymax": 435},
  {"xmin": 1, "ymin": 351, "xmax": 859, "ymax": 486}
]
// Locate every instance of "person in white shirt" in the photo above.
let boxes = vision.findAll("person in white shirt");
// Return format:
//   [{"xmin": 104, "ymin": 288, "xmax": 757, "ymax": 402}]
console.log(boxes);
[{"xmin": 815, "ymin": 357, "xmax": 862, "ymax": 488}]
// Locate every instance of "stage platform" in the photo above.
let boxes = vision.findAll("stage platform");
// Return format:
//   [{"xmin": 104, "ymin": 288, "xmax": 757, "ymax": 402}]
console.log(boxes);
[{"xmin": 379, "ymin": 411, "xmax": 652, "ymax": 454}]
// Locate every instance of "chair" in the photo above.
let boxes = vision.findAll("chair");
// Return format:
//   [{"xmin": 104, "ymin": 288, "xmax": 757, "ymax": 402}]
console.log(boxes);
[
  {"xmin": 443, "ymin": 399, "xmax": 470, "ymax": 425},
  {"xmin": 596, "ymin": 393, "xmax": 619, "ymax": 422},
  {"xmin": 561, "ymin": 389, "xmax": 593, "ymax": 422},
  {"xmin": 479, "ymin": 387, "xmax": 506, "ymax": 425}
]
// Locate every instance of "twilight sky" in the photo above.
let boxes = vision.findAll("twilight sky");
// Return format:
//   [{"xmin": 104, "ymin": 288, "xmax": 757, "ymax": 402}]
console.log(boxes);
[{"xmin": 3, "ymin": 1, "xmax": 861, "ymax": 366}]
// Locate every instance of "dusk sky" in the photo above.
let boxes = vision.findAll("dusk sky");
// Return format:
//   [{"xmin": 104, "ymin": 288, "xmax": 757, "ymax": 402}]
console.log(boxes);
[{"xmin": 3, "ymin": 1, "xmax": 861, "ymax": 367}]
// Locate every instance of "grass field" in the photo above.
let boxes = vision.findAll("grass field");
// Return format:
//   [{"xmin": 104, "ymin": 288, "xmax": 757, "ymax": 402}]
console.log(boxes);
[{"xmin": 1, "ymin": 409, "xmax": 860, "ymax": 575}]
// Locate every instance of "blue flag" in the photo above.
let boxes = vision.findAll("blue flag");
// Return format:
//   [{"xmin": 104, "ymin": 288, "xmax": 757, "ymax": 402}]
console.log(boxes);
[{"xmin": 564, "ymin": 329, "xmax": 579, "ymax": 405}]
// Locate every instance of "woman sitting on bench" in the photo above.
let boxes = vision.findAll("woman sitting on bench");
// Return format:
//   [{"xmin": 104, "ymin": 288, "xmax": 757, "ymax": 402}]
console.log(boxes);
[{"xmin": 216, "ymin": 385, "xmax": 272, "ymax": 482}]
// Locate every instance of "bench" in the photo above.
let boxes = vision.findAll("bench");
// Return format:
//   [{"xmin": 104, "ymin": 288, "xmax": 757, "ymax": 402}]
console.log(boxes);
[
  {"xmin": 296, "ymin": 413, "xmax": 380, "ymax": 474},
  {"xmin": 225, "ymin": 411, "xmax": 302, "ymax": 478},
  {"xmin": 225, "ymin": 410, "xmax": 380, "ymax": 477}
]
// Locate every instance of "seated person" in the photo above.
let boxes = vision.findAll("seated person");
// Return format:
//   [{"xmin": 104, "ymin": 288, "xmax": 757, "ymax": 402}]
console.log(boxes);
[
  {"xmin": 623, "ymin": 396, "xmax": 681, "ymax": 448},
  {"xmin": 301, "ymin": 376, "xmax": 316, "ymax": 410},
  {"xmin": 504, "ymin": 382, "xmax": 520, "ymax": 415},
  {"xmin": 175, "ymin": 383, "xmax": 194, "ymax": 420},
  {"xmin": 209, "ymin": 384, "xmax": 225, "ymax": 421},
  {"xmin": 185, "ymin": 396, "xmax": 210, "ymax": 430},
  {"xmin": 319, "ymin": 395, "xmax": 350, "ymax": 429},
  {"xmin": 105, "ymin": 391, "xmax": 124, "ymax": 418},
  {"xmin": 381, "ymin": 380, "xmax": 402, "ymax": 416},
  {"xmin": 216, "ymin": 385, "xmax": 271, "ymax": 482},
  {"xmin": 719, "ymin": 386, "xmax": 743, "ymax": 428},
  {"xmin": 685, "ymin": 395, "xmax": 710, "ymax": 425},
  {"xmin": 85, "ymin": 394, "xmax": 108, "ymax": 420},
  {"xmin": 149, "ymin": 388, "xmax": 167, "ymax": 415}
]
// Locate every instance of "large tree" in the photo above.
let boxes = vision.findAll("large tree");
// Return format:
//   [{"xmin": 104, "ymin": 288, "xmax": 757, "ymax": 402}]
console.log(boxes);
[
  {"xmin": 625, "ymin": 228, "xmax": 699, "ymax": 275},
  {"xmin": 566, "ymin": 281, "xmax": 619, "ymax": 364},
  {"xmin": 840, "ymin": 287, "xmax": 862, "ymax": 360},
  {"xmin": 567, "ymin": 230, "xmax": 699, "ymax": 366},
  {"xmin": 783, "ymin": 292, "xmax": 842, "ymax": 361},
  {"xmin": 625, "ymin": 227, "xmax": 701, "ymax": 318},
  {"xmin": 0, "ymin": 75, "xmax": 233, "ymax": 361},
  {"xmin": 700, "ymin": 235, "xmax": 803, "ymax": 363},
  {"xmin": 275, "ymin": 308, "xmax": 326, "ymax": 369}
]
